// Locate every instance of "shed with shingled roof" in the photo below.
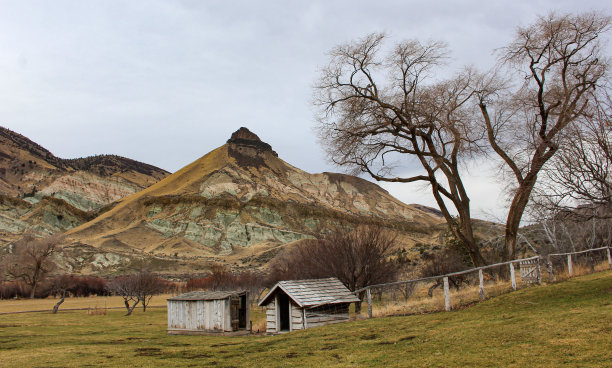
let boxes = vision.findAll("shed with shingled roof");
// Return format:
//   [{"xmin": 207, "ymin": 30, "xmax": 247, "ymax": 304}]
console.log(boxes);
[
  {"xmin": 258, "ymin": 277, "xmax": 360, "ymax": 333},
  {"xmin": 167, "ymin": 291, "xmax": 250, "ymax": 335}
]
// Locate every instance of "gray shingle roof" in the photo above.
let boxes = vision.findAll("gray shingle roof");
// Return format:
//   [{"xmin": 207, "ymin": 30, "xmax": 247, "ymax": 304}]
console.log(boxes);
[
  {"xmin": 167, "ymin": 290, "xmax": 245, "ymax": 301},
  {"xmin": 258, "ymin": 277, "xmax": 360, "ymax": 307}
]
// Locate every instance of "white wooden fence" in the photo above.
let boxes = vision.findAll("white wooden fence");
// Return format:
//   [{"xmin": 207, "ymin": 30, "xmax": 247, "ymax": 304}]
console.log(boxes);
[{"xmin": 357, "ymin": 246, "xmax": 612, "ymax": 319}]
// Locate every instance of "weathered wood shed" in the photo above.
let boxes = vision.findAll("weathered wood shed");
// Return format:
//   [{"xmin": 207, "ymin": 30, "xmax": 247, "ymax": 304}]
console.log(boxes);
[
  {"xmin": 258, "ymin": 278, "xmax": 360, "ymax": 333},
  {"xmin": 167, "ymin": 291, "xmax": 250, "ymax": 335}
]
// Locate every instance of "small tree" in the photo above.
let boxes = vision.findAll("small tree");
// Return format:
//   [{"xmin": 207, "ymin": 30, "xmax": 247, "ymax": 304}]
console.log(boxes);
[
  {"xmin": 134, "ymin": 271, "xmax": 166, "ymax": 312},
  {"xmin": 49, "ymin": 274, "xmax": 76, "ymax": 314},
  {"xmin": 269, "ymin": 225, "xmax": 399, "ymax": 313},
  {"xmin": 106, "ymin": 271, "xmax": 165, "ymax": 315},
  {"xmin": 3, "ymin": 234, "xmax": 62, "ymax": 298}
]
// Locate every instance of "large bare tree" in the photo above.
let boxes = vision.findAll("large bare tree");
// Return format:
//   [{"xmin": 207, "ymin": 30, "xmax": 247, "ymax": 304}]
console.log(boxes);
[
  {"xmin": 2, "ymin": 234, "xmax": 62, "ymax": 298},
  {"xmin": 315, "ymin": 34, "xmax": 487, "ymax": 266},
  {"xmin": 475, "ymin": 12, "xmax": 611, "ymax": 260}
]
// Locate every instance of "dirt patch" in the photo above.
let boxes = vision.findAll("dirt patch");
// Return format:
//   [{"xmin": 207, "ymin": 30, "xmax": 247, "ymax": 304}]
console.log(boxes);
[
  {"xmin": 398, "ymin": 335, "xmax": 416, "ymax": 342},
  {"xmin": 321, "ymin": 345, "xmax": 337, "ymax": 350},
  {"xmin": 360, "ymin": 333, "xmax": 378, "ymax": 340},
  {"xmin": 134, "ymin": 347, "xmax": 162, "ymax": 357},
  {"xmin": 0, "ymin": 324, "xmax": 19, "ymax": 328},
  {"xmin": 284, "ymin": 352, "xmax": 298, "ymax": 358},
  {"xmin": 166, "ymin": 342, "xmax": 191, "ymax": 347},
  {"xmin": 182, "ymin": 352, "xmax": 213, "ymax": 359},
  {"xmin": 210, "ymin": 342, "xmax": 241, "ymax": 347}
]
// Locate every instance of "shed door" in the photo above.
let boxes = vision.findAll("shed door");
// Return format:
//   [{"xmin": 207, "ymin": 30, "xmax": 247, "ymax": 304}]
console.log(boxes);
[
  {"xmin": 238, "ymin": 294, "xmax": 247, "ymax": 329},
  {"xmin": 231, "ymin": 297, "xmax": 240, "ymax": 330},
  {"xmin": 279, "ymin": 293, "xmax": 290, "ymax": 331}
]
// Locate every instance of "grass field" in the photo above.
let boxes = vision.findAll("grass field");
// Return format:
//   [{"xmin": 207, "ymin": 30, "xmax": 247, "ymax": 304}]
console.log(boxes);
[{"xmin": 0, "ymin": 271, "xmax": 610, "ymax": 367}]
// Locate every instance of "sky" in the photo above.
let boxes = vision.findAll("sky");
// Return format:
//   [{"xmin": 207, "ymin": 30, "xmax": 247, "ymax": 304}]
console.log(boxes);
[{"xmin": 0, "ymin": 0, "xmax": 610, "ymax": 221}]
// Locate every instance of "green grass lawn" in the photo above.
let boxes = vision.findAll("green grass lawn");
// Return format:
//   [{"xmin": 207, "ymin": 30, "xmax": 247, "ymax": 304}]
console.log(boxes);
[{"xmin": 0, "ymin": 271, "xmax": 610, "ymax": 367}]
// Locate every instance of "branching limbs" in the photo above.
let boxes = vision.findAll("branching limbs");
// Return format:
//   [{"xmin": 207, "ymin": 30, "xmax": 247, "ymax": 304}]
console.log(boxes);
[
  {"xmin": 315, "ymin": 34, "xmax": 486, "ymax": 266},
  {"xmin": 474, "ymin": 12, "xmax": 611, "ymax": 260}
]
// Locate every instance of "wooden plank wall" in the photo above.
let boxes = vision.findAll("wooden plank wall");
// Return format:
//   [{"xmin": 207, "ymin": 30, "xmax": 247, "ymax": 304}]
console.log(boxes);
[
  {"xmin": 305, "ymin": 304, "xmax": 350, "ymax": 328},
  {"xmin": 290, "ymin": 303, "xmax": 304, "ymax": 330},
  {"xmin": 167, "ymin": 300, "xmax": 227, "ymax": 332},
  {"xmin": 265, "ymin": 298, "xmax": 276, "ymax": 333}
]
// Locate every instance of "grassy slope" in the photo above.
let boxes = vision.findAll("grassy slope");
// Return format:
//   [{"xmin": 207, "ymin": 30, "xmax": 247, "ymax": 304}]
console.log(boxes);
[{"xmin": 0, "ymin": 271, "xmax": 610, "ymax": 368}]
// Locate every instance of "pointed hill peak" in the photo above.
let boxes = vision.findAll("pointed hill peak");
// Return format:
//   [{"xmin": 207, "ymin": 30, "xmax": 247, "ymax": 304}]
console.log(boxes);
[
  {"xmin": 228, "ymin": 127, "xmax": 262, "ymax": 142},
  {"xmin": 226, "ymin": 127, "xmax": 278, "ymax": 167}
]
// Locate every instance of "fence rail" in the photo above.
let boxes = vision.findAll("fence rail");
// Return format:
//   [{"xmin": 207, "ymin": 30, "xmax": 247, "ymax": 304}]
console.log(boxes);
[{"xmin": 358, "ymin": 246, "xmax": 612, "ymax": 319}]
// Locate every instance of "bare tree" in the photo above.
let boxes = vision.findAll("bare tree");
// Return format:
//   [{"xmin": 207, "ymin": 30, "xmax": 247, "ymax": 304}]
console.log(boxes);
[
  {"xmin": 269, "ymin": 225, "xmax": 399, "ymax": 313},
  {"xmin": 134, "ymin": 271, "xmax": 166, "ymax": 312},
  {"xmin": 475, "ymin": 12, "xmax": 611, "ymax": 260},
  {"xmin": 2, "ymin": 234, "xmax": 62, "ymax": 298},
  {"xmin": 315, "ymin": 34, "xmax": 487, "ymax": 266},
  {"xmin": 49, "ymin": 274, "xmax": 76, "ymax": 314},
  {"xmin": 106, "ymin": 271, "xmax": 166, "ymax": 315},
  {"xmin": 107, "ymin": 275, "xmax": 140, "ymax": 316}
]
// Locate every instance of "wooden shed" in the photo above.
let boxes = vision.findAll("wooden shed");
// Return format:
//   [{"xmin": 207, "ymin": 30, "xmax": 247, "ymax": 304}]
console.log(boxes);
[
  {"xmin": 167, "ymin": 291, "xmax": 250, "ymax": 335},
  {"xmin": 258, "ymin": 278, "xmax": 360, "ymax": 333}
]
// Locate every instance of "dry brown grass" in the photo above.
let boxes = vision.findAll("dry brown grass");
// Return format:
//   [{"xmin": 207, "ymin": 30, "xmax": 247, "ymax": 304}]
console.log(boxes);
[
  {"xmin": 553, "ymin": 260, "xmax": 611, "ymax": 281},
  {"xmin": 86, "ymin": 306, "xmax": 108, "ymax": 315},
  {"xmin": 367, "ymin": 260, "xmax": 611, "ymax": 318},
  {"xmin": 0, "ymin": 294, "xmax": 172, "ymax": 313}
]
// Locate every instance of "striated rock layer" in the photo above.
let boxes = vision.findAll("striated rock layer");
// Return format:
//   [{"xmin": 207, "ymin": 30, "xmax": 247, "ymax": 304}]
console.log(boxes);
[
  {"xmin": 66, "ymin": 127, "xmax": 445, "ymax": 273},
  {"xmin": 0, "ymin": 126, "xmax": 169, "ymax": 243}
]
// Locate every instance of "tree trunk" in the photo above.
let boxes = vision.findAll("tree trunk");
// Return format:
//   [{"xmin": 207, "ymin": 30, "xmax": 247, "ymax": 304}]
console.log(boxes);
[
  {"xmin": 125, "ymin": 299, "xmax": 140, "ymax": 316},
  {"xmin": 431, "ymin": 184, "xmax": 486, "ymax": 267},
  {"xmin": 504, "ymin": 177, "xmax": 537, "ymax": 261},
  {"xmin": 52, "ymin": 293, "xmax": 65, "ymax": 314},
  {"xmin": 29, "ymin": 283, "xmax": 37, "ymax": 299}
]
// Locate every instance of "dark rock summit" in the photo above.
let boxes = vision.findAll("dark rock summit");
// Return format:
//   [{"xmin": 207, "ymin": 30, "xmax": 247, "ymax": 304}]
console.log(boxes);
[
  {"xmin": 227, "ymin": 128, "xmax": 278, "ymax": 166},
  {"xmin": 227, "ymin": 127, "xmax": 276, "ymax": 154}
]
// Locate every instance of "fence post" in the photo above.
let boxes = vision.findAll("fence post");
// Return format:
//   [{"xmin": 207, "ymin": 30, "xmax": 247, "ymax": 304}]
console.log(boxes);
[
  {"xmin": 567, "ymin": 255, "xmax": 573, "ymax": 276},
  {"xmin": 443, "ymin": 277, "xmax": 451, "ymax": 311},
  {"xmin": 509, "ymin": 262, "xmax": 516, "ymax": 290},
  {"xmin": 536, "ymin": 258, "xmax": 542, "ymax": 285},
  {"xmin": 547, "ymin": 255, "xmax": 554, "ymax": 283},
  {"xmin": 607, "ymin": 247, "xmax": 612, "ymax": 270},
  {"xmin": 366, "ymin": 288, "xmax": 372, "ymax": 319},
  {"xmin": 478, "ymin": 269, "xmax": 485, "ymax": 300}
]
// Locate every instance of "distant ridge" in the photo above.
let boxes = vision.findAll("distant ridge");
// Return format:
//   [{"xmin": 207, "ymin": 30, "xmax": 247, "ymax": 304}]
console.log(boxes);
[{"xmin": 0, "ymin": 125, "xmax": 170, "ymax": 244}]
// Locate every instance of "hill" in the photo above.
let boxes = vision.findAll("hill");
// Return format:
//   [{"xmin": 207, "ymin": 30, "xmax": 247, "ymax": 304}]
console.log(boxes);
[
  {"xmin": 65, "ymin": 127, "xmax": 444, "ymax": 273},
  {"xmin": 0, "ymin": 126, "xmax": 170, "ymax": 244}
]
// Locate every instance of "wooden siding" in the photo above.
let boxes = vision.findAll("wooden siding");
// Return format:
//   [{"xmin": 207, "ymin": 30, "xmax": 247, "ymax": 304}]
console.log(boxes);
[
  {"xmin": 266, "ymin": 298, "xmax": 276, "ymax": 333},
  {"xmin": 167, "ymin": 299, "xmax": 228, "ymax": 332},
  {"xmin": 304, "ymin": 303, "xmax": 350, "ymax": 328},
  {"xmin": 262, "ymin": 297, "xmax": 350, "ymax": 333},
  {"xmin": 290, "ymin": 303, "xmax": 304, "ymax": 330}
]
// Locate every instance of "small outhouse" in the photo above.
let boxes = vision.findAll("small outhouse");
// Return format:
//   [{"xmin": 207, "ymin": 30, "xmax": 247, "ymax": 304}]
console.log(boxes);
[
  {"xmin": 167, "ymin": 291, "xmax": 250, "ymax": 335},
  {"xmin": 258, "ymin": 277, "xmax": 360, "ymax": 333}
]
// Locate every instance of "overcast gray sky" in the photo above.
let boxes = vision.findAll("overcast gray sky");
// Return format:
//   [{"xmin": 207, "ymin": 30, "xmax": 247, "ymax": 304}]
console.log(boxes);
[{"xmin": 0, "ymin": 1, "xmax": 610, "ymax": 221}]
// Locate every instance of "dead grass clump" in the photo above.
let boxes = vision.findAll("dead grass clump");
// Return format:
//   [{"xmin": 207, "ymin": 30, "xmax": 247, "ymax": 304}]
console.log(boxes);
[
  {"xmin": 86, "ymin": 306, "xmax": 107, "ymax": 315},
  {"xmin": 369, "ymin": 278, "xmax": 516, "ymax": 318}
]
